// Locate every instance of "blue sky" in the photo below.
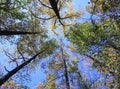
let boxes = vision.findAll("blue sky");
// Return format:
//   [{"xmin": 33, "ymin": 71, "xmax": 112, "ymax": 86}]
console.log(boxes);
[{"xmin": 73, "ymin": 0, "xmax": 90, "ymax": 9}]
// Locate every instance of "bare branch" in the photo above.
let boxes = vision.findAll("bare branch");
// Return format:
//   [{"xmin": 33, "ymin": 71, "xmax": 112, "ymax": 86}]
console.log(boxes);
[
  {"xmin": 17, "ymin": 47, "xmax": 26, "ymax": 61},
  {"xmin": 3, "ymin": 50, "xmax": 14, "ymax": 61},
  {"xmin": 4, "ymin": 66, "xmax": 10, "ymax": 73}
]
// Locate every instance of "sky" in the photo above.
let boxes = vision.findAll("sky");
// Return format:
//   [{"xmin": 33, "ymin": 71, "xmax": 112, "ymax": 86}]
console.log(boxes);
[
  {"xmin": 73, "ymin": 0, "xmax": 90, "ymax": 8},
  {"xmin": 0, "ymin": 0, "xmax": 103, "ymax": 88}
]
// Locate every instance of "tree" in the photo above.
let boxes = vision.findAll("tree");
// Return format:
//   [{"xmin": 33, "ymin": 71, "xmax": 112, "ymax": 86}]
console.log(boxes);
[
  {"xmin": 36, "ymin": 43, "xmax": 70, "ymax": 89},
  {"xmin": 68, "ymin": 57, "xmax": 89, "ymax": 89},
  {"xmin": 66, "ymin": 0, "xmax": 120, "ymax": 87},
  {"xmin": 66, "ymin": 20, "xmax": 120, "ymax": 88},
  {"xmin": 0, "ymin": 48, "xmax": 48, "ymax": 86},
  {"xmin": 35, "ymin": 39, "xmax": 90, "ymax": 89},
  {"xmin": 0, "ymin": 0, "xmax": 58, "ymax": 86},
  {"xmin": 29, "ymin": 0, "xmax": 82, "ymax": 33}
]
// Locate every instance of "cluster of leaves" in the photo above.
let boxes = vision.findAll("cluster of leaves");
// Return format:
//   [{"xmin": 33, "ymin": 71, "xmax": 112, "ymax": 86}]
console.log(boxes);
[{"xmin": 1, "ymin": 79, "xmax": 30, "ymax": 89}]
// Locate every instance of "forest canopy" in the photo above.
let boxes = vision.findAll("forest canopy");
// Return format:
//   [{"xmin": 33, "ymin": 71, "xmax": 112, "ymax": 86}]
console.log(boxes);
[{"xmin": 0, "ymin": 0, "xmax": 119, "ymax": 88}]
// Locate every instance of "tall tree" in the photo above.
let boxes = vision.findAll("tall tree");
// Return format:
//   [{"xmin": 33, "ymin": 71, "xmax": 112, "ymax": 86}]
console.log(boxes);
[
  {"xmin": 67, "ymin": 0, "xmax": 120, "ymax": 88},
  {"xmin": 35, "ymin": 39, "xmax": 90, "ymax": 89},
  {"xmin": 0, "ymin": 0, "xmax": 58, "ymax": 86}
]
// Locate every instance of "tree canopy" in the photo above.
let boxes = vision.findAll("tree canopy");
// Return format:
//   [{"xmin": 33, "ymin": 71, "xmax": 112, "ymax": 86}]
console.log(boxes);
[{"xmin": 0, "ymin": 0, "xmax": 119, "ymax": 88}]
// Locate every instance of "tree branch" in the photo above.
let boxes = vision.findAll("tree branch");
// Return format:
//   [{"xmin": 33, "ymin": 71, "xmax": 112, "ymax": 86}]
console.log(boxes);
[
  {"xmin": 0, "ymin": 30, "xmax": 41, "ymax": 36},
  {"xmin": 0, "ymin": 47, "xmax": 48, "ymax": 86},
  {"xmin": 29, "ymin": 8, "xmax": 56, "ymax": 20}
]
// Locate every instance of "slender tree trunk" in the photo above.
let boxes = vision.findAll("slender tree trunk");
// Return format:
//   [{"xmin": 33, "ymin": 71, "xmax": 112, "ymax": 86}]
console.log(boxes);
[
  {"xmin": 0, "ymin": 30, "xmax": 41, "ymax": 35},
  {"xmin": 61, "ymin": 48, "xmax": 70, "ymax": 89},
  {"xmin": 0, "ymin": 48, "xmax": 48, "ymax": 86},
  {"xmin": 76, "ymin": 67, "xmax": 89, "ymax": 89}
]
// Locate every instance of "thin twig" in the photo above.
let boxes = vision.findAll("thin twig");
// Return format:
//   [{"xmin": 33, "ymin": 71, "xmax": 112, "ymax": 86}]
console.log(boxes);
[
  {"xmin": 90, "ymin": 0, "xmax": 98, "ymax": 25},
  {"xmin": 4, "ymin": 66, "xmax": 10, "ymax": 73},
  {"xmin": 17, "ymin": 47, "xmax": 26, "ymax": 61},
  {"xmin": 29, "ymin": 8, "xmax": 56, "ymax": 20}
]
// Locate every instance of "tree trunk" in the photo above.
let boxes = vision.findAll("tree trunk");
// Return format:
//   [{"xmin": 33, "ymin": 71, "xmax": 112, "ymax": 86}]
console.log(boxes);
[
  {"xmin": 61, "ymin": 48, "xmax": 70, "ymax": 89},
  {"xmin": 0, "ymin": 30, "xmax": 41, "ymax": 36},
  {"xmin": 0, "ymin": 48, "xmax": 48, "ymax": 86}
]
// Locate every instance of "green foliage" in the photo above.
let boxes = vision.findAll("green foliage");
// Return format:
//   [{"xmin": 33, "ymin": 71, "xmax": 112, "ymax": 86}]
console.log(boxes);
[
  {"xmin": 1, "ymin": 0, "xmax": 119, "ymax": 88},
  {"xmin": 67, "ymin": 20, "xmax": 120, "ymax": 88},
  {"xmin": 0, "ymin": 0, "xmax": 59, "ymax": 86},
  {"xmin": 46, "ymin": 74, "xmax": 56, "ymax": 89},
  {"xmin": 11, "ymin": 11, "xmax": 27, "ymax": 20},
  {"xmin": 67, "ymin": 22, "xmax": 94, "ymax": 53},
  {"xmin": 66, "ymin": 0, "xmax": 120, "ymax": 88},
  {"xmin": 1, "ymin": 79, "xmax": 17, "ymax": 89}
]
